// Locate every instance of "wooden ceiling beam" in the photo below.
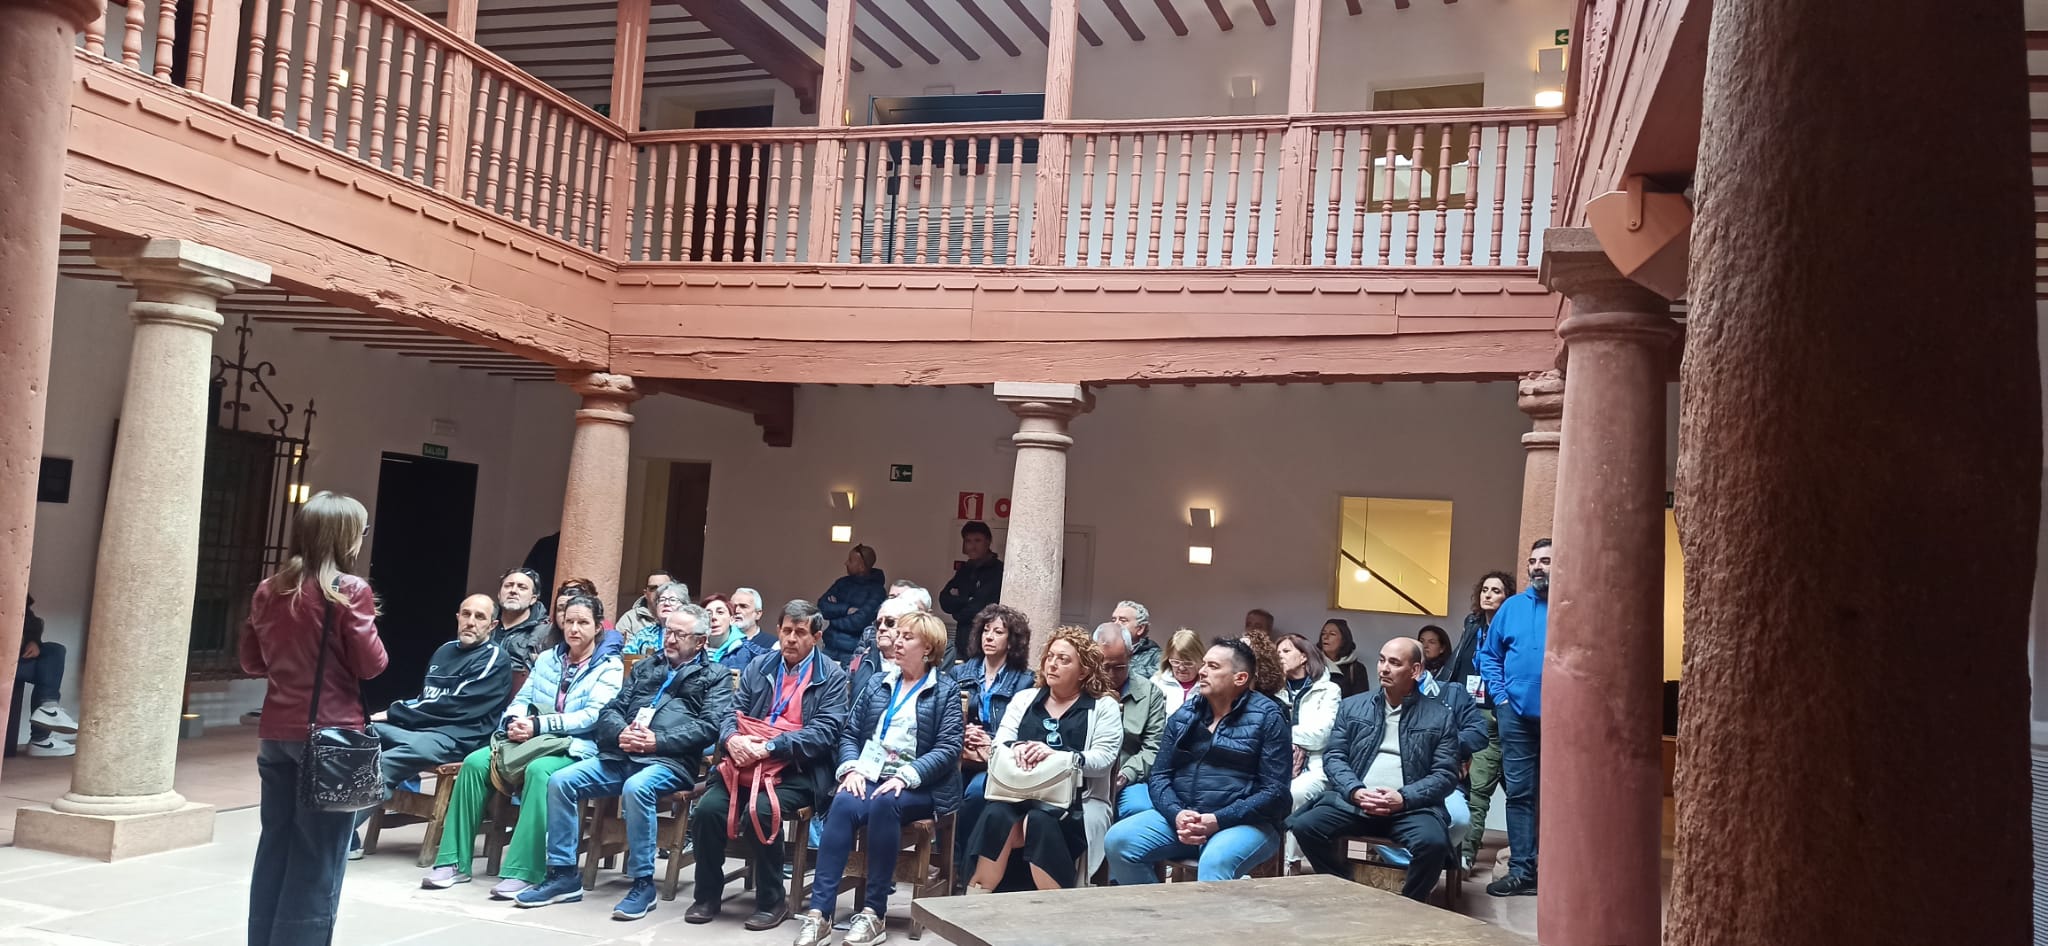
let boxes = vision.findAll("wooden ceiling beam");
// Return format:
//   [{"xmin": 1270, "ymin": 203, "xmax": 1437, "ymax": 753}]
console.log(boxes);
[
  {"xmin": 1150, "ymin": 0, "xmax": 1188, "ymax": 36},
  {"xmin": 794, "ymin": 0, "xmax": 904, "ymax": 68},
  {"xmin": 511, "ymin": 48, "xmax": 751, "ymax": 69},
  {"xmin": 524, "ymin": 61, "xmax": 769, "ymax": 81},
  {"xmin": 644, "ymin": 378, "xmax": 796, "ymax": 447},
  {"xmin": 663, "ymin": 0, "xmax": 823, "ymax": 110},
  {"xmin": 902, "ymin": 0, "xmax": 980, "ymax": 60},
  {"xmin": 554, "ymin": 73, "xmax": 772, "ymax": 91},
  {"xmin": 1201, "ymin": 0, "xmax": 1233, "ymax": 30},
  {"xmin": 1075, "ymin": 13, "xmax": 1102, "ymax": 45},
  {"xmin": 1344, "ymin": 0, "xmax": 1361, "ymax": 14},
  {"xmin": 757, "ymin": 0, "xmax": 868, "ymax": 71},
  {"xmin": 841, "ymin": 0, "xmax": 941, "ymax": 65},
  {"xmin": 1000, "ymin": 0, "xmax": 1047, "ymax": 43},
  {"xmin": 1393, "ymin": 0, "xmax": 1409, "ymax": 8},
  {"xmin": 1100, "ymin": 0, "xmax": 1144, "ymax": 40},
  {"xmin": 953, "ymin": 0, "xmax": 1023, "ymax": 57},
  {"xmin": 1248, "ymin": 0, "xmax": 1275, "ymax": 26}
]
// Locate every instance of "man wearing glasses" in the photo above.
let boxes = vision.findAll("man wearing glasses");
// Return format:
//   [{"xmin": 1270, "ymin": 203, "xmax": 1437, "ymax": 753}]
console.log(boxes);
[
  {"xmin": 1086, "ymin": 622, "xmax": 1166, "ymax": 875},
  {"xmin": 1104, "ymin": 639, "xmax": 1292, "ymax": 882}
]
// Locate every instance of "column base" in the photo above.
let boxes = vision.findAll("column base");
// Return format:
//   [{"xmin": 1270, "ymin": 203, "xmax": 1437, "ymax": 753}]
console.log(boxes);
[{"xmin": 12, "ymin": 801, "xmax": 216, "ymax": 861}]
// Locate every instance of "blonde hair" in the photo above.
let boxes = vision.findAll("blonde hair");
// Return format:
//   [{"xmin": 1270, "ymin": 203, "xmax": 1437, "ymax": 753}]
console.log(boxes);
[
  {"xmin": 1165, "ymin": 627, "xmax": 1206, "ymax": 667},
  {"xmin": 895, "ymin": 611, "xmax": 950, "ymax": 670},
  {"xmin": 269, "ymin": 491, "xmax": 368, "ymax": 605},
  {"xmin": 1040, "ymin": 624, "xmax": 1112, "ymax": 698}
]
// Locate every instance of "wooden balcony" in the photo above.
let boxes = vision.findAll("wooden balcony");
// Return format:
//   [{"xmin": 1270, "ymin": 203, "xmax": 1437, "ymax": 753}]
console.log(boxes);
[{"xmin": 57, "ymin": 0, "xmax": 1565, "ymax": 385}]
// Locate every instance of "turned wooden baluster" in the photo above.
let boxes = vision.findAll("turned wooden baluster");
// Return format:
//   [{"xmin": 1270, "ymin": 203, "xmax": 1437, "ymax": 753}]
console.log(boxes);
[
  {"xmin": 1100, "ymin": 134, "xmax": 1120, "ymax": 265},
  {"xmin": 1077, "ymin": 135, "xmax": 1098, "ymax": 266},
  {"xmin": 293, "ymin": 0, "xmax": 322, "ymax": 136},
  {"xmin": 183, "ymin": 0, "xmax": 209, "ymax": 89},
  {"xmin": 345, "ymin": 13, "xmax": 371, "ymax": 153},
  {"xmin": 481, "ymin": 80, "xmax": 508, "ymax": 209},
  {"xmin": 760, "ymin": 142, "xmax": 782, "ymax": 261},
  {"xmin": 677, "ymin": 141, "xmax": 699, "ymax": 260},
  {"xmin": 742, "ymin": 142, "xmax": 763, "ymax": 261},
  {"xmin": 511, "ymin": 95, "xmax": 536, "ymax": 224},
  {"xmin": 978, "ymin": 138, "xmax": 998, "ymax": 264},
  {"xmin": 1460, "ymin": 121, "xmax": 1481, "ymax": 265},
  {"xmin": 1006, "ymin": 135, "xmax": 1024, "ymax": 266},
  {"xmin": 962, "ymin": 137, "xmax": 980, "ymax": 262},
  {"xmin": 890, "ymin": 142, "xmax": 912, "ymax": 264},
  {"xmin": 83, "ymin": 2, "xmax": 106, "ymax": 58},
  {"xmin": 568, "ymin": 127, "xmax": 591, "ymax": 244},
  {"xmin": 1378, "ymin": 125, "xmax": 1398, "ymax": 265},
  {"xmin": 1516, "ymin": 120, "xmax": 1537, "ymax": 264},
  {"xmin": 1349, "ymin": 128, "xmax": 1372, "ymax": 265},
  {"xmin": 434, "ymin": 50, "xmax": 461, "ymax": 190},
  {"xmin": 1431, "ymin": 122, "xmax": 1452, "ymax": 265},
  {"xmin": 1489, "ymin": 123, "xmax": 1508, "ymax": 265},
  {"xmin": 1549, "ymin": 122, "xmax": 1560, "ymax": 238},
  {"xmin": 534, "ymin": 107, "xmax": 559, "ymax": 229},
  {"xmin": 1170, "ymin": 132, "xmax": 1192, "ymax": 265},
  {"xmin": 1405, "ymin": 122, "xmax": 1424, "ymax": 264},
  {"xmin": 154, "ymin": 0, "xmax": 178, "ymax": 80},
  {"xmin": 367, "ymin": 20, "xmax": 393, "ymax": 162},
  {"xmin": 701, "ymin": 141, "xmax": 723, "ymax": 260},
  {"xmin": 1247, "ymin": 131, "xmax": 1268, "ymax": 262},
  {"xmin": 1321, "ymin": 129, "xmax": 1343, "ymax": 266},
  {"xmin": 642, "ymin": 144, "xmax": 666, "ymax": 260},
  {"xmin": 237, "ymin": 0, "xmax": 267, "ymax": 111},
  {"xmin": 719, "ymin": 143, "xmax": 742, "ymax": 262},
  {"xmin": 848, "ymin": 142, "xmax": 869, "ymax": 263},
  {"xmin": 1195, "ymin": 132, "xmax": 1216, "ymax": 264},
  {"xmin": 392, "ymin": 32, "xmax": 418, "ymax": 176},
  {"xmin": 788, "ymin": 141, "xmax": 807, "ymax": 261},
  {"xmin": 318, "ymin": 0, "xmax": 346, "ymax": 146},
  {"xmin": 411, "ymin": 47, "xmax": 440, "ymax": 185},
  {"xmin": 1124, "ymin": 133, "xmax": 1144, "ymax": 265},
  {"xmin": 267, "ymin": 0, "xmax": 297, "ymax": 125},
  {"xmin": 1146, "ymin": 132, "xmax": 1168, "ymax": 265},
  {"xmin": 938, "ymin": 137, "xmax": 958, "ymax": 263},
  {"xmin": 1223, "ymin": 131, "xmax": 1242, "ymax": 263},
  {"xmin": 913, "ymin": 137, "xmax": 935, "ymax": 264},
  {"xmin": 120, "ymin": 0, "xmax": 143, "ymax": 70}
]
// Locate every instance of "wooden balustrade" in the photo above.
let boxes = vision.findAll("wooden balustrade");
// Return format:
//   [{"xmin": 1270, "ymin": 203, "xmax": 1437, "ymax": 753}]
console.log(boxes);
[{"xmin": 1060, "ymin": 118, "xmax": 1287, "ymax": 267}]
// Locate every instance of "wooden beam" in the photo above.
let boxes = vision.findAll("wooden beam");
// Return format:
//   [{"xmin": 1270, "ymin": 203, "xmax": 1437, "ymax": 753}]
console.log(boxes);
[
  {"xmin": 758, "ymin": 0, "xmax": 867, "ymax": 72},
  {"xmin": 1393, "ymin": 0, "xmax": 1409, "ymax": 8},
  {"xmin": 514, "ymin": 49, "xmax": 749, "ymax": 69},
  {"xmin": 1100, "ymin": 0, "xmax": 1145, "ymax": 41},
  {"xmin": 1248, "ymin": 0, "xmax": 1275, "ymax": 26},
  {"xmin": 664, "ymin": 0, "xmax": 823, "ymax": 111},
  {"xmin": 796, "ymin": 0, "xmax": 902, "ymax": 67},
  {"xmin": 845, "ymin": 0, "xmax": 941, "ymax": 65},
  {"xmin": 1201, "ymin": 0, "xmax": 1232, "ymax": 30},
  {"xmin": 1076, "ymin": 13, "xmax": 1102, "ymax": 45},
  {"xmin": 445, "ymin": 0, "xmax": 479, "ymax": 37},
  {"xmin": 644, "ymin": 379, "xmax": 797, "ymax": 447},
  {"xmin": 1274, "ymin": 0, "xmax": 1322, "ymax": 263},
  {"xmin": 1345, "ymin": 0, "xmax": 1361, "ymax": 14},
  {"xmin": 609, "ymin": 0, "xmax": 650, "ymax": 129},
  {"xmin": 1002, "ymin": 0, "xmax": 1048, "ymax": 42},
  {"xmin": 1285, "ymin": 0, "xmax": 1322, "ymax": 114},
  {"xmin": 954, "ymin": 0, "xmax": 1023, "ymax": 57},
  {"xmin": 903, "ymin": 0, "xmax": 980, "ymax": 60},
  {"xmin": 1032, "ymin": 0, "xmax": 1080, "ymax": 264},
  {"xmin": 807, "ymin": 0, "xmax": 855, "ymax": 259},
  {"xmin": 1150, "ymin": 0, "xmax": 1188, "ymax": 36}
]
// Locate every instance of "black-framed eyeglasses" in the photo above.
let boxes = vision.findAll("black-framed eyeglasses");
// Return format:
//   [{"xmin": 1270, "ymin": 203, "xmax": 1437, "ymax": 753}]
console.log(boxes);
[{"xmin": 656, "ymin": 595, "xmax": 685, "ymax": 606}]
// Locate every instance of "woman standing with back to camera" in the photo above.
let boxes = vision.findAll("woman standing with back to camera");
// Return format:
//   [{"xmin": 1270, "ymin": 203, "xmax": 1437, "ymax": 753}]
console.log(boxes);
[{"xmin": 240, "ymin": 491, "xmax": 388, "ymax": 946}]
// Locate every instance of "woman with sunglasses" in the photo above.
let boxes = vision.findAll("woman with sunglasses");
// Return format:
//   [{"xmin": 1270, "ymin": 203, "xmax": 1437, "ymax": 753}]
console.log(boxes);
[{"xmin": 963, "ymin": 625, "xmax": 1122, "ymax": 893}]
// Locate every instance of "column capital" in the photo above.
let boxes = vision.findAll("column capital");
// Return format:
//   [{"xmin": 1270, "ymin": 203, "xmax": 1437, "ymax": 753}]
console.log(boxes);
[
  {"xmin": 92, "ymin": 238, "xmax": 270, "ymax": 301},
  {"xmin": 558, "ymin": 371, "xmax": 641, "ymax": 426},
  {"xmin": 994, "ymin": 381, "xmax": 1093, "ymax": 416},
  {"xmin": 4, "ymin": 0, "xmax": 107, "ymax": 29},
  {"xmin": 1518, "ymin": 369, "xmax": 1565, "ymax": 451},
  {"xmin": 1541, "ymin": 227, "xmax": 1674, "ymax": 313}
]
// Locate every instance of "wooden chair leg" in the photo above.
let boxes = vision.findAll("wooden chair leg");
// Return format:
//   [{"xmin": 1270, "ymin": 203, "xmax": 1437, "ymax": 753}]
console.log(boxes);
[
  {"xmin": 361, "ymin": 807, "xmax": 385, "ymax": 855},
  {"xmin": 419, "ymin": 775, "xmax": 458, "ymax": 869},
  {"xmin": 908, "ymin": 837, "xmax": 933, "ymax": 941},
  {"xmin": 581, "ymin": 800, "xmax": 608, "ymax": 891},
  {"xmin": 661, "ymin": 796, "xmax": 690, "ymax": 902}
]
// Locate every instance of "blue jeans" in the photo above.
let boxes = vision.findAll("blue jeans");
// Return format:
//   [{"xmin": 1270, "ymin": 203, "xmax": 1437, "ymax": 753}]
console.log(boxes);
[
  {"xmin": 1496, "ymin": 699, "xmax": 1541, "ymax": 880},
  {"xmin": 1116, "ymin": 782, "xmax": 1151, "ymax": 819},
  {"xmin": 808, "ymin": 782, "xmax": 936, "ymax": 916},
  {"xmin": 250, "ymin": 740, "xmax": 356, "ymax": 946},
  {"xmin": 545, "ymin": 757, "xmax": 688, "ymax": 878},
  {"xmin": 1104, "ymin": 809, "xmax": 1280, "ymax": 884},
  {"xmin": 18, "ymin": 641, "xmax": 64, "ymax": 707},
  {"xmin": 953, "ymin": 772, "xmax": 989, "ymax": 866}
]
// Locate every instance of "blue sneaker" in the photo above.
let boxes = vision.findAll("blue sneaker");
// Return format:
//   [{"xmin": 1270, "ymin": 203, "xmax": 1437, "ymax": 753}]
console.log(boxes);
[
  {"xmin": 513, "ymin": 867, "xmax": 584, "ymax": 908},
  {"xmin": 611, "ymin": 876, "xmax": 658, "ymax": 920}
]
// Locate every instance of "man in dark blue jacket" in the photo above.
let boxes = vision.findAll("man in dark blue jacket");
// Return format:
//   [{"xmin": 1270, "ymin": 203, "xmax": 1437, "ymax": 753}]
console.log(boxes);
[
  {"xmin": 818, "ymin": 545, "xmax": 887, "ymax": 664},
  {"xmin": 1288, "ymin": 638, "xmax": 1461, "ymax": 901},
  {"xmin": 688, "ymin": 600, "xmax": 850, "ymax": 931},
  {"xmin": 1477, "ymin": 537, "xmax": 1551, "ymax": 897},
  {"xmin": 1105, "ymin": 638, "xmax": 1291, "ymax": 883}
]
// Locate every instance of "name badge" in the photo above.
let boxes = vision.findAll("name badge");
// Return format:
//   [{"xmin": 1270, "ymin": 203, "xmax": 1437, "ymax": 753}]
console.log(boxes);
[
  {"xmin": 1464, "ymin": 675, "xmax": 1484, "ymax": 698},
  {"xmin": 633, "ymin": 707, "xmax": 656, "ymax": 728}
]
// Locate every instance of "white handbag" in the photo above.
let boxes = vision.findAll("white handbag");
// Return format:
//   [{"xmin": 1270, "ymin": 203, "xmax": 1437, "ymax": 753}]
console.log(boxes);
[{"xmin": 983, "ymin": 744, "xmax": 1079, "ymax": 806}]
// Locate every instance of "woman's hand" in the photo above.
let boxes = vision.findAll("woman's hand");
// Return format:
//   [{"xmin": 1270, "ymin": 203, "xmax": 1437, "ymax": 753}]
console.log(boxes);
[
  {"xmin": 1292, "ymin": 745, "xmax": 1306, "ymax": 777},
  {"xmin": 965, "ymin": 724, "xmax": 989, "ymax": 750},
  {"xmin": 873, "ymin": 777, "xmax": 907, "ymax": 798},
  {"xmin": 507, "ymin": 717, "xmax": 535, "ymax": 742},
  {"xmin": 1014, "ymin": 741, "xmax": 1051, "ymax": 770},
  {"xmin": 839, "ymin": 771, "xmax": 869, "ymax": 799}
]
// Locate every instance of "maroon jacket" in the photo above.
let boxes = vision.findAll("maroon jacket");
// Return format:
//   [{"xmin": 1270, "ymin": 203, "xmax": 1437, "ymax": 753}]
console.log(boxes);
[{"xmin": 240, "ymin": 574, "xmax": 388, "ymax": 741}]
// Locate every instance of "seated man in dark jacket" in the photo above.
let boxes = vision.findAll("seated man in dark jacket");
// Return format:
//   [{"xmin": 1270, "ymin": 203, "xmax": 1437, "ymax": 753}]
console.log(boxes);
[
  {"xmin": 1288, "ymin": 637, "xmax": 1461, "ymax": 901},
  {"xmin": 367, "ymin": 594, "xmax": 516, "ymax": 803},
  {"xmin": 514, "ymin": 603, "xmax": 733, "ymax": 919},
  {"xmin": 1105, "ymin": 638, "xmax": 1292, "ymax": 883},
  {"xmin": 688, "ymin": 599, "xmax": 850, "ymax": 931}
]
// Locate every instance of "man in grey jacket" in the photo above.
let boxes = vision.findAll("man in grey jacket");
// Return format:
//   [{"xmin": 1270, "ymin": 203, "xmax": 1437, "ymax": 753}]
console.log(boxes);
[{"xmin": 1287, "ymin": 637, "xmax": 1460, "ymax": 901}]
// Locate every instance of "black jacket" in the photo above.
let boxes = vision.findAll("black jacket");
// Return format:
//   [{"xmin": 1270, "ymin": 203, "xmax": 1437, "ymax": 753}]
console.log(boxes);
[
  {"xmin": 1323, "ymin": 688, "xmax": 1461, "ymax": 821},
  {"xmin": 492, "ymin": 602, "xmax": 553, "ymax": 673},
  {"xmin": 941, "ymin": 556, "xmax": 1004, "ymax": 656},
  {"xmin": 1447, "ymin": 611, "xmax": 1494, "ymax": 708},
  {"xmin": 382, "ymin": 638, "xmax": 515, "ymax": 748},
  {"xmin": 839, "ymin": 670, "xmax": 964, "ymax": 814},
  {"xmin": 595, "ymin": 652, "xmax": 734, "ymax": 784},
  {"xmin": 723, "ymin": 649, "xmax": 851, "ymax": 797},
  {"xmin": 1429, "ymin": 678, "xmax": 1490, "ymax": 761},
  {"xmin": 1149, "ymin": 690, "xmax": 1292, "ymax": 831}
]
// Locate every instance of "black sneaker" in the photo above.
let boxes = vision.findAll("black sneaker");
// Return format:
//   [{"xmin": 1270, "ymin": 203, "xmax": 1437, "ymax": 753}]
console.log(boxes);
[
  {"xmin": 1486, "ymin": 874, "xmax": 1537, "ymax": 897},
  {"xmin": 611, "ymin": 877, "xmax": 658, "ymax": 920}
]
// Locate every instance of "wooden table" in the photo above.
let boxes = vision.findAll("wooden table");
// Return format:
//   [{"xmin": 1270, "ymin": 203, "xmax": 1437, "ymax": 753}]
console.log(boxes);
[{"xmin": 912, "ymin": 874, "xmax": 1533, "ymax": 946}]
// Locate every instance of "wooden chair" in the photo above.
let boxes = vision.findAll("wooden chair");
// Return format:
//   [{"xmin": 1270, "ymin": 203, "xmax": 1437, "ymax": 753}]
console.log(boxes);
[
  {"xmin": 361, "ymin": 761, "xmax": 461, "ymax": 867},
  {"xmin": 833, "ymin": 810, "xmax": 956, "ymax": 941},
  {"xmin": 1338, "ymin": 834, "xmax": 1463, "ymax": 908}
]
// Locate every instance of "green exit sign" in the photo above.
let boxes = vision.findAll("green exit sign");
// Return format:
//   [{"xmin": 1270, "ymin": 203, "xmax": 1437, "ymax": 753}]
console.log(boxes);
[
  {"xmin": 889, "ymin": 464, "xmax": 913, "ymax": 483},
  {"xmin": 1554, "ymin": 28, "xmax": 1570, "ymax": 45},
  {"xmin": 422, "ymin": 443, "xmax": 449, "ymax": 460}
]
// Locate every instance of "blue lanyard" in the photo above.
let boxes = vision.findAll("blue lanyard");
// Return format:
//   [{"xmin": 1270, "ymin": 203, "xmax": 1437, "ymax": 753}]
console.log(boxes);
[
  {"xmin": 878, "ymin": 674, "xmax": 928, "ymax": 739},
  {"xmin": 649, "ymin": 666, "xmax": 681, "ymax": 712},
  {"xmin": 769, "ymin": 652, "xmax": 814, "ymax": 724},
  {"xmin": 979, "ymin": 684, "xmax": 994, "ymax": 724}
]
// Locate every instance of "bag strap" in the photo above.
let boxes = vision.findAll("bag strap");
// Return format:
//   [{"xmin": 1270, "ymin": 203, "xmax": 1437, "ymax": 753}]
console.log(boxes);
[{"xmin": 305, "ymin": 582, "xmax": 374, "ymax": 735}]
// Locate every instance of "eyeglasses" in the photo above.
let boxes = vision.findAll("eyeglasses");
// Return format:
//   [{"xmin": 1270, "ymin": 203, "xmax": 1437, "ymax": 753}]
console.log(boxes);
[
  {"xmin": 1101, "ymin": 661, "xmax": 1129, "ymax": 673},
  {"xmin": 656, "ymin": 595, "xmax": 685, "ymax": 606},
  {"xmin": 879, "ymin": 616, "xmax": 899, "ymax": 628},
  {"xmin": 664, "ymin": 627, "xmax": 702, "ymax": 639},
  {"xmin": 1168, "ymin": 659, "xmax": 1197, "ymax": 673}
]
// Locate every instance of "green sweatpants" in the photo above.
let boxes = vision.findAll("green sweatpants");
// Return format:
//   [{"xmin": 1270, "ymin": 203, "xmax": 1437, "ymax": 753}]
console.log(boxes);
[
  {"xmin": 433, "ymin": 745, "xmax": 576, "ymax": 883},
  {"xmin": 1461, "ymin": 708, "xmax": 1503, "ymax": 863}
]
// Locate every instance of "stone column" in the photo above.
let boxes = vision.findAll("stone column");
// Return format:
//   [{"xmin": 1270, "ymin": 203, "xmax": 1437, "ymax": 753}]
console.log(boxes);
[
  {"xmin": 1514, "ymin": 368, "xmax": 1564, "ymax": 560},
  {"xmin": 1536, "ymin": 227, "xmax": 1674, "ymax": 946},
  {"xmin": 555, "ymin": 371, "xmax": 640, "ymax": 612},
  {"xmin": 1668, "ymin": 2, "xmax": 2034, "ymax": 944},
  {"xmin": 994, "ymin": 382, "xmax": 1092, "ymax": 663},
  {"xmin": 15, "ymin": 239, "xmax": 269, "ymax": 860},
  {"xmin": 0, "ymin": 0, "xmax": 104, "ymax": 781}
]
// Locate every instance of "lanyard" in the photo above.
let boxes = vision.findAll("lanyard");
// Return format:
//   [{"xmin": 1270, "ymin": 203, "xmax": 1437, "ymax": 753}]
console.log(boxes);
[
  {"xmin": 878, "ymin": 673, "xmax": 929, "ymax": 740},
  {"xmin": 648, "ymin": 666, "xmax": 682, "ymax": 712},
  {"xmin": 769, "ymin": 652, "xmax": 815, "ymax": 724},
  {"xmin": 979, "ymin": 667, "xmax": 999, "ymax": 722}
]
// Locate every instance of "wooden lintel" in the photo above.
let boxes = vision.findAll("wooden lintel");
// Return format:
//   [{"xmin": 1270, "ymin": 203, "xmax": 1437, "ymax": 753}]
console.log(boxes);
[
  {"xmin": 664, "ymin": 0, "xmax": 823, "ymax": 112},
  {"xmin": 645, "ymin": 378, "xmax": 797, "ymax": 447}
]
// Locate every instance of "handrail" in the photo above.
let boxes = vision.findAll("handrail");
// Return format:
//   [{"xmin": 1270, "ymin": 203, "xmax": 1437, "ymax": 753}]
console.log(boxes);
[
  {"xmin": 1296, "ymin": 105, "xmax": 1564, "ymax": 127},
  {"xmin": 352, "ymin": 0, "xmax": 625, "ymax": 139}
]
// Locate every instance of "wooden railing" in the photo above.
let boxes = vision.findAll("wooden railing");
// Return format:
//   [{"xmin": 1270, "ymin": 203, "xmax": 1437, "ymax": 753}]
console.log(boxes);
[{"xmin": 1058, "ymin": 117, "xmax": 1288, "ymax": 267}]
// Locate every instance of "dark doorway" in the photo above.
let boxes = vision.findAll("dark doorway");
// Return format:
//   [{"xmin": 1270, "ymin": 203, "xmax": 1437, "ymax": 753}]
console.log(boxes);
[
  {"xmin": 661, "ymin": 462, "xmax": 713, "ymax": 595},
  {"xmin": 365, "ymin": 452, "xmax": 478, "ymax": 708},
  {"xmin": 688, "ymin": 104, "xmax": 775, "ymax": 262}
]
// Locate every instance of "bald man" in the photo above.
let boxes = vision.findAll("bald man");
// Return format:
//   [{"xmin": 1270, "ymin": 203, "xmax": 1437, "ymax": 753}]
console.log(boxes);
[
  {"xmin": 1286, "ymin": 637, "xmax": 1461, "ymax": 901},
  {"xmin": 358, "ymin": 593, "xmax": 519, "ymax": 842}
]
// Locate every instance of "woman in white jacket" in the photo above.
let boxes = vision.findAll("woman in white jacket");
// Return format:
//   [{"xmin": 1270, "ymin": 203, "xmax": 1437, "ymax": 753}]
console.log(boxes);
[
  {"xmin": 1277, "ymin": 633, "xmax": 1343, "ymax": 811},
  {"xmin": 963, "ymin": 625, "xmax": 1122, "ymax": 892}
]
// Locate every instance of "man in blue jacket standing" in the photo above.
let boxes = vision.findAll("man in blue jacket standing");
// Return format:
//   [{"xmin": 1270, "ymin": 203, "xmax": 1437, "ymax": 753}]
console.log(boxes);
[
  {"xmin": 1477, "ymin": 537, "xmax": 1551, "ymax": 897},
  {"xmin": 818, "ymin": 545, "xmax": 887, "ymax": 664}
]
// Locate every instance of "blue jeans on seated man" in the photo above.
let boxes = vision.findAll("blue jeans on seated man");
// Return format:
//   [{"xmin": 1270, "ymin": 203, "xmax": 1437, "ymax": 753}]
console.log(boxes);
[
  {"xmin": 544, "ymin": 757, "xmax": 688, "ymax": 878},
  {"xmin": 808, "ymin": 781, "xmax": 937, "ymax": 918},
  {"xmin": 17, "ymin": 642, "xmax": 65, "ymax": 729},
  {"xmin": 1104, "ymin": 809, "xmax": 1280, "ymax": 884},
  {"xmin": 1370, "ymin": 789, "xmax": 1469, "ymax": 867}
]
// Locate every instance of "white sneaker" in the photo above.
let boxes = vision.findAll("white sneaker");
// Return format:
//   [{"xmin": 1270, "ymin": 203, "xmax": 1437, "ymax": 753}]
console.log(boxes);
[
  {"xmin": 27, "ymin": 735, "xmax": 76, "ymax": 757},
  {"xmin": 844, "ymin": 909, "xmax": 888, "ymax": 946},
  {"xmin": 30, "ymin": 704, "xmax": 78, "ymax": 734}
]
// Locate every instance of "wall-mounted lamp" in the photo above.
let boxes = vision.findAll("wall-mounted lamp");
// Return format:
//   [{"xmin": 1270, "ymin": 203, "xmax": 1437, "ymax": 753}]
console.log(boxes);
[
  {"xmin": 1227, "ymin": 75, "xmax": 1259, "ymax": 116},
  {"xmin": 830, "ymin": 489, "xmax": 856, "ymax": 543},
  {"xmin": 1188, "ymin": 507, "xmax": 1215, "ymax": 566},
  {"xmin": 1533, "ymin": 46, "xmax": 1565, "ymax": 108},
  {"xmin": 288, "ymin": 483, "xmax": 311, "ymax": 504}
]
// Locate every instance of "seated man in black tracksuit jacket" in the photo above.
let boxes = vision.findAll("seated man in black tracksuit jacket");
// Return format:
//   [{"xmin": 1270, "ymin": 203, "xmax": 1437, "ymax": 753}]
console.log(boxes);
[
  {"xmin": 368, "ymin": 593, "xmax": 517, "ymax": 801},
  {"xmin": 1288, "ymin": 637, "xmax": 1461, "ymax": 901},
  {"xmin": 515, "ymin": 602, "xmax": 734, "ymax": 919}
]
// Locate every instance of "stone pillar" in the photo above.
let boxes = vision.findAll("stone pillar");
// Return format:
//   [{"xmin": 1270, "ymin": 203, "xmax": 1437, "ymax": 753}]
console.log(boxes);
[
  {"xmin": 1668, "ymin": 1, "xmax": 2034, "ymax": 944},
  {"xmin": 0, "ymin": 0, "xmax": 104, "ymax": 781},
  {"xmin": 15, "ymin": 239, "xmax": 269, "ymax": 860},
  {"xmin": 555, "ymin": 371, "xmax": 640, "ymax": 612},
  {"xmin": 1536, "ymin": 227, "xmax": 1674, "ymax": 946},
  {"xmin": 1515, "ymin": 368, "xmax": 1564, "ymax": 560},
  {"xmin": 994, "ymin": 382, "xmax": 1091, "ymax": 662}
]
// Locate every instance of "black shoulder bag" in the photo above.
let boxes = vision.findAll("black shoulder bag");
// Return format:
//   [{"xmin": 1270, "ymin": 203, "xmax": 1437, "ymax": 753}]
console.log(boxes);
[{"xmin": 300, "ymin": 595, "xmax": 383, "ymax": 812}]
